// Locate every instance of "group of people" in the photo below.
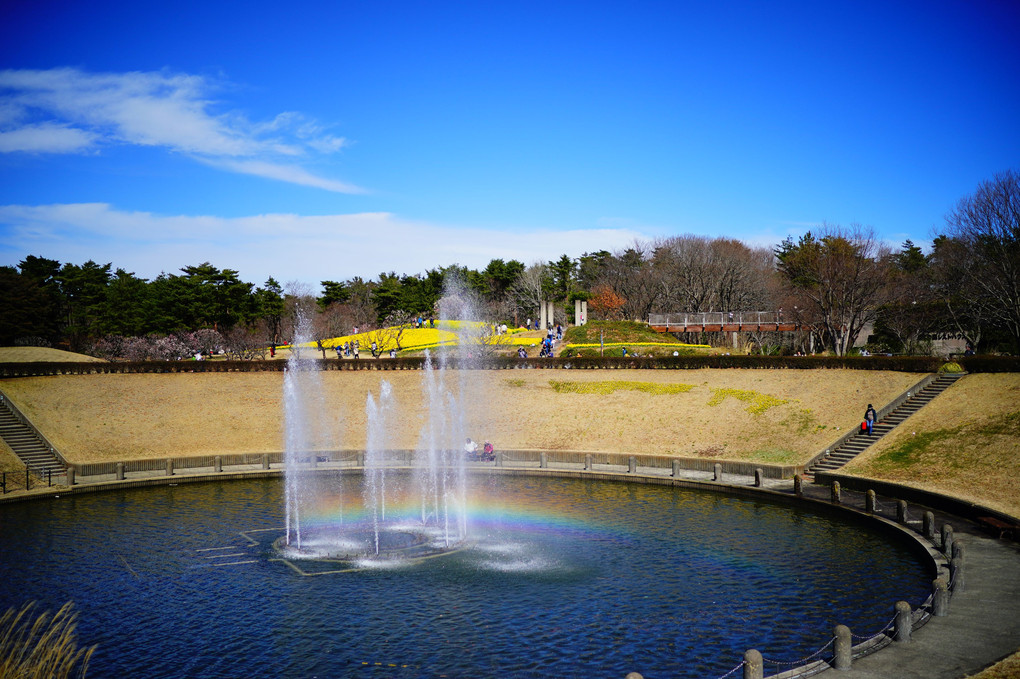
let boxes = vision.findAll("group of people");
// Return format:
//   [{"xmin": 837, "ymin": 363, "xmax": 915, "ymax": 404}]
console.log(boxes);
[
  {"xmin": 464, "ymin": 437, "xmax": 495, "ymax": 461},
  {"xmin": 336, "ymin": 341, "xmax": 360, "ymax": 359}
]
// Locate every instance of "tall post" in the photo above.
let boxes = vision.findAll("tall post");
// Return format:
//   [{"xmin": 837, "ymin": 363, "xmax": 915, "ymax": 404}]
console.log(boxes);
[
  {"xmin": 866, "ymin": 490, "xmax": 876, "ymax": 513},
  {"xmin": 830, "ymin": 481, "xmax": 841, "ymax": 504},
  {"xmin": 539, "ymin": 301, "xmax": 547, "ymax": 331},
  {"xmin": 950, "ymin": 557, "xmax": 965, "ymax": 592},
  {"xmin": 833, "ymin": 625, "xmax": 852, "ymax": 670},
  {"xmin": 671, "ymin": 459, "xmax": 680, "ymax": 478},
  {"xmin": 942, "ymin": 524, "xmax": 954, "ymax": 556},
  {"xmin": 894, "ymin": 601, "xmax": 912, "ymax": 642},
  {"xmin": 116, "ymin": 462, "xmax": 125, "ymax": 481},
  {"xmin": 743, "ymin": 649, "xmax": 763, "ymax": 679},
  {"xmin": 166, "ymin": 458, "xmax": 174, "ymax": 476},
  {"xmin": 714, "ymin": 463, "xmax": 722, "ymax": 481},
  {"xmin": 794, "ymin": 474, "xmax": 803, "ymax": 497},
  {"xmin": 628, "ymin": 456, "xmax": 637, "ymax": 473},
  {"xmin": 585, "ymin": 454, "xmax": 593, "ymax": 471},
  {"xmin": 932, "ymin": 578, "xmax": 950, "ymax": 616},
  {"xmin": 923, "ymin": 511, "xmax": 936, "ymax": 540},
  {"xmin": 754, "ymin": 468, "xmax": 764, "ymax": 487}
]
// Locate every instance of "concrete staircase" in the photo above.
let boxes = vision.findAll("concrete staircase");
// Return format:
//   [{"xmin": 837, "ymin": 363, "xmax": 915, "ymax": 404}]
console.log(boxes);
[
  {"xmin": 806, "ymin": 373, "xmax": 966, "ymax": 478},
  {"xmin": 0, "ymin": 396, "xmax": 66, "ymax": 474}
]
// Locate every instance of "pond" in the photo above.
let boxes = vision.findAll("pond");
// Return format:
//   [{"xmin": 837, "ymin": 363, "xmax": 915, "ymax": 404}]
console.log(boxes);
[{"xmin": 0, "ymin": 474, "xmax": 932, "ymax": 678}]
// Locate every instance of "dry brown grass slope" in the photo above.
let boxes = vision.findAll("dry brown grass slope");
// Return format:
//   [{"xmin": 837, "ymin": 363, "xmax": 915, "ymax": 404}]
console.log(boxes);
[
  {"xmin": 1, "ymin": 369, "xmax": 919, "ymax": 465},
  {"xmin": 844, "ymin": 373, "xmax": 1020, "ymax": 517}
]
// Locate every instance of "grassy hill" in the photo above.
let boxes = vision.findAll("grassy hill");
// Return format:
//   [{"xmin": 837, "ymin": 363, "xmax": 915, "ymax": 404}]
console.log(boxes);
[
  {"xmin": 562, "ymin": 320, "xmax": 713, "ymax": 357},
  {"xmin": 0, "ymin": 347, "xmax": 106, "ymax": 363}
]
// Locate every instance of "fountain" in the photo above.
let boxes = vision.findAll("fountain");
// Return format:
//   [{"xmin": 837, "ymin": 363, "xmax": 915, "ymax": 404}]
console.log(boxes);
[{"xmin": 280, "ymin": 283, "xmax": 477, "ymax": 564}]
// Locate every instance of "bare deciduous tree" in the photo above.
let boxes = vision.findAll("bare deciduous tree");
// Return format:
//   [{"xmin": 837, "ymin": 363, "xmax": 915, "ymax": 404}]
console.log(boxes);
[
  {"xmin": 507, "ymin": 263, "xmax": 549, "ymax": 325},
  {"xmin": 775, "ymin": 224, "xmax": 890, "ymax": 356},
  {"xmin": 942, "ymin": 169, "xmax": 1020, "ymax": 353},
  {"xmin": 224, "ymin": 323, "xmax": 269, "ymax": 360}
]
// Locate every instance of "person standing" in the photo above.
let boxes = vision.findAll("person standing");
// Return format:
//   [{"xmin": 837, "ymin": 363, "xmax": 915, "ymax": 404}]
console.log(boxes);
[{"xmin": 864, "ymin": 404, "xmax": 877, "ymax": 435}]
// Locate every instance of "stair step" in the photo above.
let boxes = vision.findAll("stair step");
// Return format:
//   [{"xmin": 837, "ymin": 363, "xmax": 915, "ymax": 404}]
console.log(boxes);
[{"xmin": 0, "ymin": 400, "xmax": 65, "ymax": 473}]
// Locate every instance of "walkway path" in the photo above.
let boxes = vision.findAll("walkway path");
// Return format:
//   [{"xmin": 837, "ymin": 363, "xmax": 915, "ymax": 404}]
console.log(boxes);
[
  {"xmin": 792, "ymin": 481, "xmax": 1020, "ymax": 679},
  {"xmin": 806, "ymin": 373, "xmax": 965, "ymax": 479}
]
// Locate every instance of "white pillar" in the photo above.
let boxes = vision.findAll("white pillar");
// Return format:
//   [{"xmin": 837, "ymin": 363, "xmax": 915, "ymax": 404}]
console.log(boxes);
[{"xmin": 539, "ymin": 302, "xmax": 548, "ymax": 330}]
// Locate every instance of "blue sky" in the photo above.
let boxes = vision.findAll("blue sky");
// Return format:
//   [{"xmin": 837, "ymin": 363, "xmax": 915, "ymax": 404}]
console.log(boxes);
[{"xmin": 2, "ymin": 1, "xmax": 1018, "ymax": 289}]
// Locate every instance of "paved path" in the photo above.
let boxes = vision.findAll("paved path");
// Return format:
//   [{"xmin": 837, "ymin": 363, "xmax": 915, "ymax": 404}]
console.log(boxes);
[{"xmin": 829, "ymin": 524, "xmax": 1020, "ymax": 678}]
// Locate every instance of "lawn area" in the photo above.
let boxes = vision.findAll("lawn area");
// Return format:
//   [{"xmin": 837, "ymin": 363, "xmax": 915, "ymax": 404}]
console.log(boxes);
[
  {"xmin": 843, "ymin": 373, "xmax": 1020, "ymax": 517},
  {"xmin": 1, "ymin": 368, "xmax": 918, "ymax": 468}
]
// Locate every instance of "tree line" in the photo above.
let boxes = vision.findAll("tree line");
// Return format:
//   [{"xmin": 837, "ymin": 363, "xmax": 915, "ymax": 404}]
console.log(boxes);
[{"xmin": 2, "ymin": 170, "xmax": 1017, "ymax": 357}]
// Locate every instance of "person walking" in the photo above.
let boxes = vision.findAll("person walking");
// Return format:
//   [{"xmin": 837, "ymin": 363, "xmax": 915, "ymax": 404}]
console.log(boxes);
[{"xmin": 864, "ymin": 404, "xmax": 877, "ymax": 435}]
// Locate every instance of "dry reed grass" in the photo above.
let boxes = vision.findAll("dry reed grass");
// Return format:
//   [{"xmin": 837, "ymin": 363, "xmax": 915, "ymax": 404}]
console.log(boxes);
[{"xmin": 0, "ymin": 602, "xmax": 94, "ymax": 679}]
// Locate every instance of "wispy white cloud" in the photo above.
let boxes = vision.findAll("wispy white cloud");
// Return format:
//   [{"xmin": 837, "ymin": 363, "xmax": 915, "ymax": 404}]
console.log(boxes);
[
  {"xmin": 205, "ymin": 158, "xmax": 367, "ymax": 194},
  {"xmin": 0, "ymin": 122, "xmax": 98, "ymax": 153},
  {"xmin": 0, "ymin": 67, "xmax": 362, "ymax": 193},
  {"xmin": 0, "ymin": 203, "xmax": 646, "ymax": 286}
]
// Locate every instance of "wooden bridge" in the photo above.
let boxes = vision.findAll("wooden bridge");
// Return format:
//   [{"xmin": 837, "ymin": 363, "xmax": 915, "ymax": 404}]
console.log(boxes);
[{"xmin": 648, "ymin": 312, "xmax": 800, "ymax": 333}]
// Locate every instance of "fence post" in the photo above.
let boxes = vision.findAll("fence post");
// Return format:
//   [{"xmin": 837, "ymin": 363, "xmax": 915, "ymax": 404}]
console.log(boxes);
[
  {"xmin": 540, "ymin": 452, "xmax": 548, "ymax": 469},
  {"xmin": 894, "ymin": 601, "xmax": 912, "ymax": 642},
  {"xmin": 628, "ymin": 456, "xmax": 636, "ymax": 473},
  {"xmin": 941, "ymin": 524, "xmax": 954, "ymax": 556},
  {"xmin": 262, "ymin": 453, "xmax": 270, "ymax": 470},
  {"xmin": 833, "ymin": 624, "xmax": 852, "ymax": 670},
  {"xmin": 932, "ymin": 578, "xmax": 950, "ymax": 616},
  {"xmin": 671, "ymin": 459, "xmax": 680, "ymax": 478},
  {"xmin": 66, "ymin": 466, "xmax": 75, "ymax": 486},
  {"xmin": 585, "ymin": 454, "xmax": 593, "ymax": 471},
  {"xmin": 950, "ymin": 557, "xmax": 965, "ymax": 593},
  {"xmin": 356, "ymin": 452, "xmax": 365, "ymax": 467},
  {"xmin": 714, "ymin": 463, "xmax": 722, "ymax": 481},
  {"xmin": 116, "ymin": 462, "xmax": 125, "ymax": 481},
  {"xmin": 166, "ymin": 458, "xmax": 174, "ymax": 476},
  {"xmin": 923, "ymin": 511, "xmax": 936, "ymax": 540},
  {"xmin": 897, "ymin": 500, "xmax": 908, "ymax": 524},
  {"xmin": 866, "ymin": 490, "xmax": 876, "ymax": 513},
  {"xmin": 26, "ymin": 467, "xmax": 30, "ymax": 491},
  {"xmin": 214, "ymin": 456, "xmax": 222, "ymax": 473},
  {"xmin": 743, "ymin": 649, "xmax": 763, "ymax": 679},
  {"xmin": 754, "ymin": 468, "xmax": 763, "ymax": 487},
  {"xmin": 794, "ymin": 474, "xmax": 802, "ymax": 497},
  {"xmin": 495, "ymin": 451, "xmax": 503, "ymax": 468},
  {"xmin": 830, "ymin": 481, "xmax": 841, "ymax": 504}
]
